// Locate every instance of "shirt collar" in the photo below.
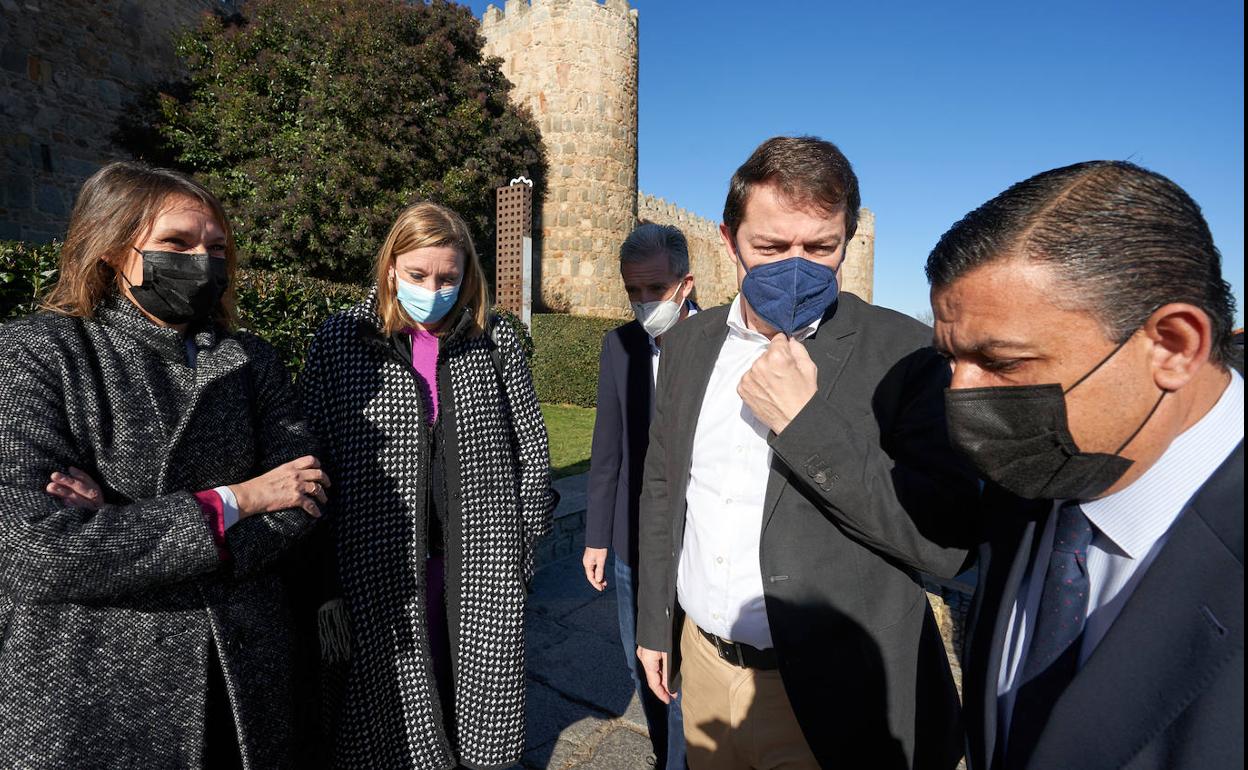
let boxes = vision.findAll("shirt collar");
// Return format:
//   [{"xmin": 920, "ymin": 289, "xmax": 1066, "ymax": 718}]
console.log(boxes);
[
  {"xmin": 1081, "ymin": 370, "xmax": 1244, "ymax": 559},
  {"xmin": 725, "ymin": 295, "xmax": 820, "ymax": 342}
]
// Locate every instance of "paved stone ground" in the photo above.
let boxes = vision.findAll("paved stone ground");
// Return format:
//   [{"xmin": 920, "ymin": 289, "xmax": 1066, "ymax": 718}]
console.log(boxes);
[{"xmin": 522, "ymin": 551, "xmax": 654, "ymax": 769}]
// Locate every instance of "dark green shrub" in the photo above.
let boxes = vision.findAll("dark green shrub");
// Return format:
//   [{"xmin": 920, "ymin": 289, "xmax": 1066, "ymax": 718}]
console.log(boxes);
[
  {"xmin": 0, "ymin": 240, "xmax": 61, "ymax": 322},
  {"xmin": 530, "ymin": 314, "xmax": 625, "ymax": 407},
  {"xmin": 122, "ymin": 0, "xmax": 546, "ymax": 284},
  {"xmin": 233, "ymin": 268, "xmax": 367, "ymax": 371}
]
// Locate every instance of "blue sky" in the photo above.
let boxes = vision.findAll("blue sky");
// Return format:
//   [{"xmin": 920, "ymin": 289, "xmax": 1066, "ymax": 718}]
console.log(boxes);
[{"xmin": 467, "ymin": 0, "xmax": 1245, "ymax": 325}]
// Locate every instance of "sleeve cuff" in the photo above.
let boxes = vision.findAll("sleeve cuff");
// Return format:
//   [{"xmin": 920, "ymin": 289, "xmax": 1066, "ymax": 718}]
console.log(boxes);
[
  {"xmin": 192, "ymin": 490, "xmax": 230, "ymax": 561},
  {"xmin": 213, "ymin": 485, "xmax": 241, "ymax": 529}
]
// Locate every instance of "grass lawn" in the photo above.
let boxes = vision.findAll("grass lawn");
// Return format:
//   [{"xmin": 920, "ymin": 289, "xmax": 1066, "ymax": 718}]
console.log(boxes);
[{"xmin": 542, "ymin": 403, "xmax": 596, "ymax": 479}]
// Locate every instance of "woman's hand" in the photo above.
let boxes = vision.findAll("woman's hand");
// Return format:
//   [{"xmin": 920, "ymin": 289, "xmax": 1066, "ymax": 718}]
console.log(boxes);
[
  {"xmin": 229, "ymin": 455, "xmax": 330, "ymax": 519},
  {"xmin": 47, "ymin": 467, "xmax": 104, "ymax": 510}
]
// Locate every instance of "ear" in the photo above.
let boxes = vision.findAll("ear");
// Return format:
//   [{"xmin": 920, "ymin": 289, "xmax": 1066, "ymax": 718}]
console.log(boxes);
[
  {"xmin": 719, "ymin": 223, "xmax": 737, "ymax": 262},
  {"xmin": 1143, "ymin": 303, "xmax": 1212, "ymax": 391}
]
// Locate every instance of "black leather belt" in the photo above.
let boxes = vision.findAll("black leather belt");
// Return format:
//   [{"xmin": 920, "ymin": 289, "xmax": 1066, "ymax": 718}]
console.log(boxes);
[{"xmin": 698, "ymin": 626, "xmax": 778, "ymax": 670}]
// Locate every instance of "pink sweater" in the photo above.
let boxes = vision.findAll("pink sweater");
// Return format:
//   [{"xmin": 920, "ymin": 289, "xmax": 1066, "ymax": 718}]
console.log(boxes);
[{"xmin": 409, "ymin": 329, "xmax": 440, "ymax": 423}]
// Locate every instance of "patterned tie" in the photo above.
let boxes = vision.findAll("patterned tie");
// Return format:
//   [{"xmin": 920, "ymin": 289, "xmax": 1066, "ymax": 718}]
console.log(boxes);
[{"xmin": 1006, "ymin": 501, "xmax": 1094, "ymax": 768}]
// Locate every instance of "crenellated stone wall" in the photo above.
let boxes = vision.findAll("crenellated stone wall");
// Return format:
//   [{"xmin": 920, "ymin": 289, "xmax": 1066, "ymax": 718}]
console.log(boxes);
[
  {"xmin": 482, "ymin": 0, "xmax": 640, "ymax": 317},
  {"xmin": 0, "ymin": 0, "xmax": 235, "ymax": 243}
]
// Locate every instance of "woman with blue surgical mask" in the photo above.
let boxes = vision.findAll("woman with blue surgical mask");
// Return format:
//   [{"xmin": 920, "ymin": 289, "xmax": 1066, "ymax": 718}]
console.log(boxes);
[{"xmin": 299, "ymin": 202, "xmax": 557, "ymax": 769}]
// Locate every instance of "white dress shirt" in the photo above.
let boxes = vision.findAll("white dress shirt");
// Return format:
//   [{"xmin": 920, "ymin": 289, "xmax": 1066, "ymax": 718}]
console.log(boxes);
[
  {"xmin": 677, "ymin": 296, "xmax": 820, "ymax": 650},
  {"xmin": 998, "ymin": 370, "xmax": 1244, "ymax": 737},
  {"xmin": 649, "ymin": 301, "xmax": 697, "ymax": 385}
]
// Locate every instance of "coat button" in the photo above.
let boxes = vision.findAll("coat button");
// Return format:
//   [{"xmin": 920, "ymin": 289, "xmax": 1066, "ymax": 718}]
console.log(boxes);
[{"xmin": 813, "ymin": 471, "xmax": 827, "ymax": 485}]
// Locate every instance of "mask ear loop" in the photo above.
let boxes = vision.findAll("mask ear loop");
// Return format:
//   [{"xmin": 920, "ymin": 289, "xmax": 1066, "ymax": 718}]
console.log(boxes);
[
  {"xmin": 1112, "ymin": 390, "xmax": 1166, "ymax": 455},
  {"xmin": 1063, "ymin": 333, "xmax": 1135, "ymax": 395},
  {"xmin": 1063, "ymin": 329, "xmax": 1167, "ymax": 457}
]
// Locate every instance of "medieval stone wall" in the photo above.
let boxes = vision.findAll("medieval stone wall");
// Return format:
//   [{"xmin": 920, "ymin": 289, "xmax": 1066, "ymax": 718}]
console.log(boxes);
[
  {"xmin": 482, "ymin": 0, "xmax": 639, "ymax": 318},
  {"xmin": 0, "ymin": 0, "xmax": 232, "ymax": 242}
]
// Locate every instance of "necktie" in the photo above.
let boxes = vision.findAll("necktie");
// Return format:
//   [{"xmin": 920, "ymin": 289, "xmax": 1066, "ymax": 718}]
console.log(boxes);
[{"xmin": 1006, "ymin": 501, "xmax": 1094, "ymax": 768}]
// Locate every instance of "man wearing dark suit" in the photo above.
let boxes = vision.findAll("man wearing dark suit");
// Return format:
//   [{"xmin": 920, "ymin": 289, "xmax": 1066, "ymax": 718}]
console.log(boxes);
[
  {"xmin": 583, "ymin": 222, "xmax": 696, "ymax": 769},
  {"xmin": 927, "ymin": 160, "xmax": 1244, "ymax": 770},
  {"xmin": 635, "ymin": 136, "xmax": 980, "ymax": 770}
]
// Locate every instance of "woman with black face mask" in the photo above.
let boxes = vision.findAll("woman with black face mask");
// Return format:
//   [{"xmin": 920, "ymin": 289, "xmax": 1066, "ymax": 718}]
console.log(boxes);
[{"xmin": 0, "ymin": 161, "xmax": 327, "ymax": 769}]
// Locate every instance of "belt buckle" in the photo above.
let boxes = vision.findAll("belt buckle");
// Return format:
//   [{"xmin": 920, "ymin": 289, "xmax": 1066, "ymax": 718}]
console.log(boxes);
[{"xmin": 714, "ymin": 635, "xmax": 745, "ymax": 668}]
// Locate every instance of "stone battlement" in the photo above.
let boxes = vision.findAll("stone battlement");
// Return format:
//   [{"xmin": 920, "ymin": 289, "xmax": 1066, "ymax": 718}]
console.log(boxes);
[
  {"xmin": 637, "ymin": 192, "xmax": 717, "ymax": 230},
  {"xmin": 482, "ymin": 0, "xmax": 638, "ymax": 30}
]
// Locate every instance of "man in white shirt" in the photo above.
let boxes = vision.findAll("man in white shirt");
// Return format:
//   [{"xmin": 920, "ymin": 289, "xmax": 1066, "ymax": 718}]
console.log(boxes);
[
  {"xmin": 635, "ymin": 136, "xmax": 980, "ymax": 770},
  {"xmin": 929, "ymin": 160, "xmax": 1244, "ymax": 770},
  {"xmin": 583, "ymin": 223, "xmax": 696, "ymax": 769}
]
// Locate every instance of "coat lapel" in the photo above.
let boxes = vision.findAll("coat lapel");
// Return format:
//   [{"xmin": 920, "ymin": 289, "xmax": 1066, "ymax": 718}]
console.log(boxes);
[
  {"xmin": 1025, "ymin": 444, "xmax": 1245, "ymax": 770},
  {"xmin": 976, "ymin": 504, "xmax": 1044, "ymax": 770},
  {"xmin": 761, "ymin": 299, "xmax": 859, "ymax": 534},
  {"xmin": 670, "ymin": 319, "xmax": 729, "ymax": 544},
  {"xmin": 158, "ymin": 332, "xmax": 249, "ymax": 492},
  {"xmin": 619, "ymin": 322, "xmax": 653, "ymax": 444}
]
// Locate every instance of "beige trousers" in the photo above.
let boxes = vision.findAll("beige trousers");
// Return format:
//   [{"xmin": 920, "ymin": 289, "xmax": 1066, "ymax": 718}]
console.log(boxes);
[{"xmin": 679, "ymin": 616, "xmax": 820, "ymax": 770}]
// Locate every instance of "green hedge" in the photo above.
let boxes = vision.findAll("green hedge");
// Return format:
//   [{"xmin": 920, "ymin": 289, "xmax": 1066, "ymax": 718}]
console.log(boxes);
[
  {"xmin": 530, "ymin": 313, "xmax": 625, "ymax": 407},
  {"xmin": 0, "ymin": 240, "xmax": 61, "ymax": 321},
  {"xmin": 0, "ymin": 240, "xmax": 533, "ymax": 377},
  {"xmin": 232, "ymin": 268, "xmax": 368, "ymax": 371}
]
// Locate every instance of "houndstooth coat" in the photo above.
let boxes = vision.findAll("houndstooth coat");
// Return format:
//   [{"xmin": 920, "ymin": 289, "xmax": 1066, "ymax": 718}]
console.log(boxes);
[
  {"xmin": 0, "ymin": 296, "xmax": 317, "ymax": 769},
  {"xmin": 300, "ymin": 292, "xmax": 555, "ymax": 770}
]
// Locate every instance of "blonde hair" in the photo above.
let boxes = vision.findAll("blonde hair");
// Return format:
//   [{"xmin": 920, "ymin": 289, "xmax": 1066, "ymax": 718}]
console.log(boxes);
[
  {"xmin": 41, "ymin": 161, "xmax": 238, "ymax": 328},
  {"xmin": 374, "ymin": 202, "xmax": 489, "ymax": 337}
]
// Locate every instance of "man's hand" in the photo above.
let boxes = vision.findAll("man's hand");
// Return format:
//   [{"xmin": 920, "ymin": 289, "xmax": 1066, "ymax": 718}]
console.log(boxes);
[
  {"xmin": 738, "ymin": 335, "xmax": 819, "ymax": 434},
  {"xmin": 637, "ymin": 646, "xmax": 676, "ymax": 704},
  {"xmin": 582, "ymin": 547, "xmax": 609, "ymax": 591}
]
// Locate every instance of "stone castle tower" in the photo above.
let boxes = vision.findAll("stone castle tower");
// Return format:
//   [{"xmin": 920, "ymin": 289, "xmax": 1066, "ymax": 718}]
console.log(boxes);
[
  {"xmin": 481, "ymin": 0, "xmax": 874, "ymax": 315},
  {"xmin": 482, "ymin": 0, "xmax": 640, "ymax": 316}
]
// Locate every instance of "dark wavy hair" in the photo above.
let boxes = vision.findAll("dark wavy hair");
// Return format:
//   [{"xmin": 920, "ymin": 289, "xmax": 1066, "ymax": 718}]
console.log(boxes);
[{"xmin": 926, "ymin": 160, "xmax": 1237, "ymax": 366}]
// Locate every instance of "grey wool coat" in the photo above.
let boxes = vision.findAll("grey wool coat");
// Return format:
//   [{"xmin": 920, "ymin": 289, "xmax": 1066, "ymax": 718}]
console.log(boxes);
[
  {"xmin": 0, "ymin": 296, "xmax": 317, "ymax": 769},
  {"xmin": 300, "ymin": 293, "xmax": 555, "ymax": 770}
]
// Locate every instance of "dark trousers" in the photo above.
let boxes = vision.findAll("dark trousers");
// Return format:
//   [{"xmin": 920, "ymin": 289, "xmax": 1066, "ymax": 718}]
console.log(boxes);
[{"xmin": 616, "ymin": 558, "xmax": 688, "ymax": 770}]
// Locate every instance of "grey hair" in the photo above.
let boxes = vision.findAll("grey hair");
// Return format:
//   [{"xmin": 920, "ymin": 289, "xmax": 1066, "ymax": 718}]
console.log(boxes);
[{"xmin": 619, "ymin": 223, "xmax": 691, "ymax": 277}]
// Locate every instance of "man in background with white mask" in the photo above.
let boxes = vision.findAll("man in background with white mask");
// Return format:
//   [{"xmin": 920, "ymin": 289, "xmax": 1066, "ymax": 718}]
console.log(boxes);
[{"xmin": 583, "ymin": 222, "xmax": 697, "ymax": 769}]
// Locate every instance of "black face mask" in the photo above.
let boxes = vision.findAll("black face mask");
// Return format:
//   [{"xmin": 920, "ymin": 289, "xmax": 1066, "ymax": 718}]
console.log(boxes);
[
  {"xmin": 944, "ymin": 336, "xmax": 1165, "ymax": 501},
  {"xmin": 123, "ymin": 248, "xmax": 228, "ymax": 326}
]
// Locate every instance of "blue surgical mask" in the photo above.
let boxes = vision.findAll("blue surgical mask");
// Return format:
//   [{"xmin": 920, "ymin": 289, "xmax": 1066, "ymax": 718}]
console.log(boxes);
[
  {"xmin": 395, "ymin": 276, "xmax": 460, "ymax": 325},
  {"xmin": 736, "ymin": 250, "xmax": 839, "ymax": 336}
]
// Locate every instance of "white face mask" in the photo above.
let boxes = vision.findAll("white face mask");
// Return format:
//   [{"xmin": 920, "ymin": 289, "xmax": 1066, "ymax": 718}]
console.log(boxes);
[{"xmin": 631, "ymin": 282, "xmax": 687, "ymax": 338}]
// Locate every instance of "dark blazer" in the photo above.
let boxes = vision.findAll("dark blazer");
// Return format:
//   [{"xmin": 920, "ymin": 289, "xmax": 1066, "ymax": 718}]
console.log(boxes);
[
  {"xmin": 962, "ymin": 442, "xmax": 1245, "ymax": 770},
  {"xmin": 586, "ymin": 319, "xmax": 656, "ymax": 567},
  {"xmin": 636, "ymin": 294, "xmax": 980, "ymax": 770}
]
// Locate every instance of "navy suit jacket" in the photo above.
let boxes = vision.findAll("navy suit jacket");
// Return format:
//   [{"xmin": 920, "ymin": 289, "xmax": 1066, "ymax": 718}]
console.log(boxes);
[
  {"xmin": 585, "ymin": 320, "xmax": 655, "ymax": 568},
  {"xmin": 962, "ymin": 442, "xmax": 1245, "ymax": 770}
]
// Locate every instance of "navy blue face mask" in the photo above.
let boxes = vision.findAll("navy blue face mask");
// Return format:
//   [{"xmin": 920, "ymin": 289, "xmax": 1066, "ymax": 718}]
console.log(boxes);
[{"xmin": 737, "ymin": 251, "xmax": 840, "ymax": 336}]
